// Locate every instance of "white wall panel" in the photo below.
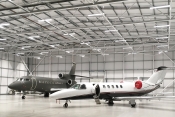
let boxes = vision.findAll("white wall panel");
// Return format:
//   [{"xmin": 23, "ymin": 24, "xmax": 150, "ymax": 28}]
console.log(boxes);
[
  {"xmin": 105, "ymin": 63, "xmax": 114, "ymax": 70},
  {"xmin": 98, "ymin": 63, "xmax": 104, "ymax": 71},
  {"xmin": 134, "ymin": 54, "xmax": 143, "ymax": 61},
  {"xmin": 1, "ymin": 78, "xmax": 7, "ymax": 85},
  {"xmin": 91, "ymin": 63, "xmax": 97, "ymax": 70},
  {"xmin": 134, "ymin": 62, "xmax": 143, "ymax": 69},
  {"xmin": 2, "ymin": 69, "xmax": 8, "ymax": 77},
  {"xmin": 125, "ymin": 62, "xmax": 133, "ymax": 69},
  {"xmin": 38, "ymin": 65, "xmax": 44, "ymax": 71},
  {"xmin": 115, "ymin": 54, "xmax": 123, "ymax": 61},
  {"xmin": 82, "ymin": 63, "xmax": 89, "ymax": 70},
  {"xmin": 144, "ymin": 61, "xmax": 152, "ymax": 69},
  {"xmin": 8, "ymin": 70, "xmax": 14, "ymax": 77},
  {"xmin": 44, "ymin": 64, "xmax": 49, "ymax": 71},
  {"xmin": 1, "ymin": 86, "xmax": 7, "ymax": 94},
  {"xmin": 1, "ymin": 60, "xmax": 8, "ymax": 68},
  {"xmin": 8, "ymin": 78, "xmax": 14, "ymax": 85},
  {"xmin": 105, "ymin": 54, "xmax": 114, "ymax": 62},
  {"xmin": 115, "ymin": 62, "xmax": 122, "ymax": 69},
  {"xmin": 52, "ymin": 64, "xmax": 58, "ymax": 71}
]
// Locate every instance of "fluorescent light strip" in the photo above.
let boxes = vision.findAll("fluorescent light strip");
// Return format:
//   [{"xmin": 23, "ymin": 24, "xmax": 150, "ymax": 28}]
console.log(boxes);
[
  {"xmin": 150, "ymin": 5, "xmax": 170, "ymax": 9},
  {"xmin": 0, "ymin": 48, "xmax": 4, "ymax": 49},
  {"xmin": 157, "ymin": 45, "xmax": 168, "ymax": 48},
  {"xmin": 154, "ymin": 25, "xmax": 170, "ymax": 28},
  {"xmin": 0, "ymin": 38, "xmax": 6, "ymax": 40},
  {"xmin": 56, "ymin": 55, "xmax": 63, "ymax": 58},
  {"xmin": 156, "ymin": 37, "xmax": 169, "ymax": 39},
  {"xmin": 88, "ymin": 13, "xmax": 104, "ymax": 17},
  {"xmin": 123, "ymin": 47, "xmax": 132, "ymax": 49},
  {"xmin": 64, "ymin": 33, "xmax": 75, "ymax": 36},
  {"xmin": 102, "ymin": 53, "xmax": 109, "ymax": 56},
  {"xmin": 115, "ymin": 40, "xmax": 126, "ymax": 42},
  {"xmin": 104, "ymin": 30, "xmax": 118, "ymax": 32},
  {"xmin": 38, "ymin": 19, "xmax": 52, "ymax": 22}
]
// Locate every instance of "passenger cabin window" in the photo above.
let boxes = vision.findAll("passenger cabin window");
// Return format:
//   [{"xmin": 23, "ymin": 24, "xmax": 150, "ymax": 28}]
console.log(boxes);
[
  {"xmin": 71, "ymin": 84, "xmax": 80, "ymax": 89},
  {"xmin": 107, "ymin": 85, "xmax": 110, "ymax": 88},
  {"xmin": 116, "ymin": 85, "xmax": 118, "ymax": 88},
  {"xmin": 80, "ymin": 84, "xmax": 86, "ymax": 89},
  {"xmin": 24, "ymin": 79, "xmax": 30, "ymax": 81},
  {"xmin": 103, "ymin": 85, "xmax": 106, "ymax": 88},
  {"xmin": 17, "ymin": 78, "xmax": 23, "ymax": 81},
  {"xmin": 111, "ymin": 85, "xmax": 114, "ymax": 88},
  {"xmin": 120, "ymin": 85, "xmax": 123, "ymax": 88}
]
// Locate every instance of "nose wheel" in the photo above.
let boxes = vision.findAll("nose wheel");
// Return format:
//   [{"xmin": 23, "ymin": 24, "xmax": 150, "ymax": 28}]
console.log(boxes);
[
  {"xmin": 63, "ymin": 103, "xmax": 68, "ymax": 108},
  {"xmin": 22, "ymin": 95, "xmax": 25, "ymax": 99}
]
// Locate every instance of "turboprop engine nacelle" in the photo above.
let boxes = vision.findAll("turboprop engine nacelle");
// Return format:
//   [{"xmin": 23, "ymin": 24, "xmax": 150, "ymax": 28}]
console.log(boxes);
[{"xmin": 135, "ymin": 80, "xmax": 142, "ymax": 89}]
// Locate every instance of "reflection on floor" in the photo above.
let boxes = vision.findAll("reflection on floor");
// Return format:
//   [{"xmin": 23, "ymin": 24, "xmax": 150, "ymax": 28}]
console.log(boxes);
[{"xmin": 0, "ymin": 95, "xmax": 175, "ymax": 117}]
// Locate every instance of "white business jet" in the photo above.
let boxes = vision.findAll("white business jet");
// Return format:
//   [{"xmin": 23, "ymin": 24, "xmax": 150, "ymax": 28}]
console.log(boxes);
[{"xmin": 50, "ymin": 66, "xmax": 174, "ymax": 108}]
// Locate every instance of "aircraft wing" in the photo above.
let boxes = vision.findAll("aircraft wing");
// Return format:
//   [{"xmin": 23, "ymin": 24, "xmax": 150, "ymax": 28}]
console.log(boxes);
[
  {"xmin": 50, "ymin": 88, "xmax": 65, "ymax": 91},
  {"xmin": 114, "ymin": 96, "xmax": 175, "ymax": 101}
]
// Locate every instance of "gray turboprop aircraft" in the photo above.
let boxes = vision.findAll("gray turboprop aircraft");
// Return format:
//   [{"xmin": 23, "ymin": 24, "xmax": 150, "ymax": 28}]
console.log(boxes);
[{"xmin": 8, "ymin": 63, "xmax": 88, "ymax": 99}]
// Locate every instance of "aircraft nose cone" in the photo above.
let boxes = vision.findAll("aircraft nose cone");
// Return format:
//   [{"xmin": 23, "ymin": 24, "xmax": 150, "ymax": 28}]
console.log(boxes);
[{"xmin": 8, "ymin": 83, "xmax": 13, "ymax": 89}]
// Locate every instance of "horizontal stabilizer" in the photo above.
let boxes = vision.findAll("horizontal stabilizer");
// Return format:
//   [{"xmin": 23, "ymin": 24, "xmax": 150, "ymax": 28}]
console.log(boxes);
[
  {"xmin": 114, "ymin": 96, "xmax": 175, "ymax": 101},
  {"xmin": 71, "ymin": 75, "xmax": 93, "ymax": 79}
]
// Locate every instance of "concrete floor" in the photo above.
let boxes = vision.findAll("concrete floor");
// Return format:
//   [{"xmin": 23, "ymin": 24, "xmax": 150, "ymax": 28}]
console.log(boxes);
[{"xmin": 0, "ymin": 95, "xmax": 175, "ymax": 117}]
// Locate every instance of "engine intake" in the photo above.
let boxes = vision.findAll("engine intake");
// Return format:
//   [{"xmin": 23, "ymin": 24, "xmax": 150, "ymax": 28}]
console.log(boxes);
[
  {"xmin": 58, "ymin": 73, "xmax": 64, "ymax": 79},
  {"xmin": 135, "ymin": 80, "xmax": 142, "ymax": 89},
  {"xmin": 67, "ymin": 79, "xmax": 72, "ymax": 85}
]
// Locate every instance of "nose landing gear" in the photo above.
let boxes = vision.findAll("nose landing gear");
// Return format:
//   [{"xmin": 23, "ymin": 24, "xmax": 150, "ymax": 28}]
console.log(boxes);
[
  {"xmin": 22, "ymin": 95, "xmax": 25, "ymax": 99},
  {"xmin": 63, "ymin": 100, "xmax": 70, "ymax": 108}
]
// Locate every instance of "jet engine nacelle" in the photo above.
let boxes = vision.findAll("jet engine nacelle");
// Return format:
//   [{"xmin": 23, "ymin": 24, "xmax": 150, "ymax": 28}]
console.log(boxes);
[
  {"xmin": 58, "ymin": 73, "xmax": 64, "ymax": 79},
  {"xmin": 135, "ymin": 80, "xmax": 142, "ymax": 89},
  {"xmin": 67, "ymin": 79, "xmax": 72, "ymax": 85}
]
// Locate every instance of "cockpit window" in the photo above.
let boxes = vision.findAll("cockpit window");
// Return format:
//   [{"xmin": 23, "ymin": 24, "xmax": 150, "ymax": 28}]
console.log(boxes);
[
  {"xmin": 71, "ymin": 84, "xmax": 80, "ymax": 89},
  {"xmin": 24, "ymin": 79, "xmax": 30, "ymax": 81},
  {"xmin": 17, "ymin": 78, "xmax": 23, "ymax": 81},
  {"xmin": 80, "ymin": 84, "xmax": 86, "ymax": 89}
]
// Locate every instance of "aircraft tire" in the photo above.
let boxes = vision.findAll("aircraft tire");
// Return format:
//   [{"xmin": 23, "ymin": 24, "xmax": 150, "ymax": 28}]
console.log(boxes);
[
  {"xmin": 22, "ymin": 96, "xmax": 25, "ymax": 99},
  {"xmin": 44, "ymin": 92, "xmax": 49, "ymax": 97},
  {"xmin": 131, "ymin": 104, "xmax": 136, "ymax": 108},
  {"xmin": 63, "ymin": 103, "xmax": 68, "ymax": 108}
]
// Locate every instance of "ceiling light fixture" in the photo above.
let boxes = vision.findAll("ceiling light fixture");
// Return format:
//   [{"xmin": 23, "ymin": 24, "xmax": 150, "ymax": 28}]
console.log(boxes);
[
  {"xmin": 123, "ymin": 47, "xmax": 132, "ymax": 49},
  {"xmin": 0, "ymin": 38, "xmax": 6, "ymax": 41},
  {"xmin": 102, "ymin": 53, "xmax": 109, "ymax": 56},
  {"xmin": 0, "ymin": 23, "xmax": 10, "ymax": 29},
  {"xmin": 0, "ymin": 48, "xmax": 4, "ymax": 49},
  {"xmin": 154, "ymin": 25, "xmax": 170, "ymax": 28},
  {"xmin": 79, "ymin": 54, "xmax": 85, "ymax": 57},
  {"xmin": 18, "ymin": 53, "xmax": 24, "ymax": 55},
  {"xmin": 104, "ymin": 30, "xmax": 118, "ymax": 32},
  {"xmin": 157, "ymin": 45, "xmax": 168, "ymax": 48},
  {"xmin": 88, "ymin": 13, "xmax": 104, "ymax": 17},
  {"xmin": 115, "ymin": 40, "xmax": 126, "ymax": 42},
  {"xmin": 21, "ymin": 46, "xmax": 31, "ymax": 49},
  {"xmin": 64, "ymin": 33, "xmax": 75, "ymax": 36},
  {"xmin": 150, "ymin": 5, "xmax": 170, "ymax": 9},
  {"xmin": 28, "ymin": 36, "xmax": 40, "ymax": 40},
  {"xmin": 128, "ymin": 52, "xmax": 137, "ymax": 55},
  {"xmin": 56, "ymin": 55, "xmax": 63, "ymax": 58},
  {"xmin": 38, "ymin": 19, "xmax": 53, "ymax": 23},
  {"xmin": 156, "ymin": 37, "xmax": 169, "ymax": 39}
]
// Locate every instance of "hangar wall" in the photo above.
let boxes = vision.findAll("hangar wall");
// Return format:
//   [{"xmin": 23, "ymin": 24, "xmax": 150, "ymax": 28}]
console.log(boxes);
[
  {"xmin": 0, "ymin": 53, "xmax": 28, "ymax": 94},
  {"xmin": 31, "ymin": 50, "xmax": 175, "ymax": 95}
]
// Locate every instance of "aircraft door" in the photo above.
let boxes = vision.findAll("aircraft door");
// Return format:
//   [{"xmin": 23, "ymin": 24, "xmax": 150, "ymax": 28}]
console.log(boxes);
[
  {"xmin": 95, "ymin": 84, "xmax": 100, "ymax": 97},
  {"xmin": 30, "ymin": 77, "xmax": 37, "ymax": 90}
]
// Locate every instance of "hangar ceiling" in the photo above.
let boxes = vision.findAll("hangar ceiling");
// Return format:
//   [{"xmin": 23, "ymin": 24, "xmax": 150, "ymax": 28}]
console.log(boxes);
[{"xmin": 0, "ymin": 0, "xmax": 174, "ymax": 59}]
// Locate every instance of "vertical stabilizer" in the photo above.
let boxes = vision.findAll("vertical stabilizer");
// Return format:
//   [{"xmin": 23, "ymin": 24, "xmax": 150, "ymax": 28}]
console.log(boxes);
[
  {"xmin": 69, "ymin": 63, "xmax": 76, "ymax": 75},
  {"xmin": 146, "ymin": 66, "xmax": 167, "ymax": 85}
]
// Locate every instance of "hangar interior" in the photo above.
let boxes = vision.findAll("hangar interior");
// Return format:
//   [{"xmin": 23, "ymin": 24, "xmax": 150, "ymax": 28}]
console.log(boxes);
[{"xmin": 0, "ymin": 0, "xmax": 175, "ymax": 116}]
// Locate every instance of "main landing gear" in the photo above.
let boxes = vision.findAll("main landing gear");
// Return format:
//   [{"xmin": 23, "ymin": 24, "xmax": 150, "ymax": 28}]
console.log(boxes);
[
  {"xmin": 22, "ymin": 91, "xmax": 26, "ymax": 99},
  {"xmin": 108, "ymin": 99, "xmax": 114, "ymax": 105},
  {"xmin": 63, "ymin": 100, "xmax": 70, "ymax": 108},
  {"xmin": 44, "ymin": 92, "xmax": 49, "ymax": 97},
  {"xmin": 129, "ymin": 100, "xmax": 136, "ymax": 108}
]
